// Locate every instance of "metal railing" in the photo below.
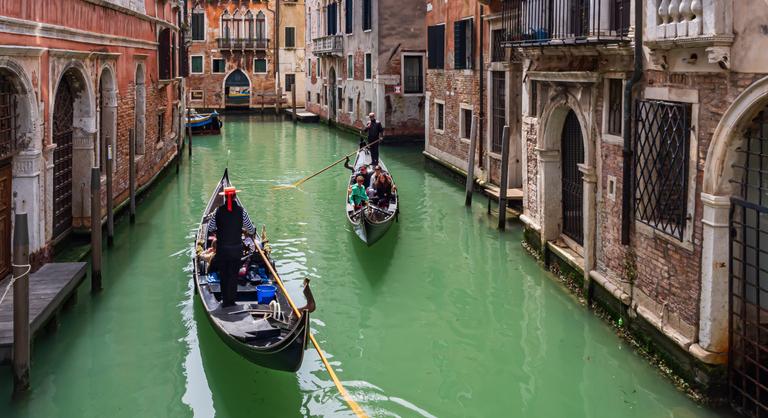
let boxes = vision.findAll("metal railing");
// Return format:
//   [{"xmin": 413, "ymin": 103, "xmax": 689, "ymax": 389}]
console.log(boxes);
[
  {"xmin": 216, "ymin": 38, "xmax": 270, "ymax": 51},
  {"xmin": 312, "ymin": 35, "xmax": 344, "ymax": 56},
  {"xmin": 501, "ymin": 0, "xmax": 631, "ymax": 47}
]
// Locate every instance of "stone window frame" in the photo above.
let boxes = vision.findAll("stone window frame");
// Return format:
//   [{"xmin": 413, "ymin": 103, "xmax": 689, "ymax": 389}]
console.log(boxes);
[
  {"xmin": 401, "ymin": 52, "xmax": 425, "ymax": 97},
  {"xmin": 347, "ymin": 54, "xmax": 354, "ymax": 80},
  {"xmin": 190, "ymin": 54, "xmax": 204, "ymax": 75},
  {"xmin": 434, "ymin": 99, "xmax": 445, "ymax": 134},
  {"xmin": 211, "ymin": 57, "xmax": 226, "ymax": 74},
  {"xmin": 459, "ymin": 103, "xmax": 473, "ymax": 143},
  {"xmin": 191, "ymin": 3, "xmax": 207, "ymax": 42},
  {"xmin": 365, "ymin": 99, "xmax": 372, "ymax": 116},
  {"xmin": 348, "ymin": 97, "xmax": 354, "ymax": 114},
  {"xmin": 635, "ymin": 86, "xmax": 700, "ymax": 251},
  {"xmin": 364, "ymin": 52, "xmax": 372, "ymax": 81},
  {"xmin": 190, "ymin": 90, "xmax": 204, "ymax": 101},
  {"xmin": 284, "ymin": 26, "xmax": 296, "ymax": 49},
  {"xmin": 602, "ymin": 74, "xmax": 625, "ymax": 146},
  {"xmin": 253, "ymin": 58, "xmax": 268, "ymax": 75}
]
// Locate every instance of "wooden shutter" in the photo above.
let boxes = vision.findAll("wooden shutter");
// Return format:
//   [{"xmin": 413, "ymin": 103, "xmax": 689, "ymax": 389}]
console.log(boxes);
[
  {"xmin": 285, "ymin": 27, "xmax": 295, "ymax": 47},
  {"xmin": 465, "ymin": 19, "xmax": 474, "ymax": 70},
  {"xmin": 192, "ymin": 13, "xmax": 204, "ymax": 41},
  {"xmin": 345, "ymin": 0, "xmax": 353, "ymax": 34},
  {"xmin": 427, "ymin": 25, "xmax": 445, "ymax": 69},
  {"xmin": 454, "ymin": 20, "xmax": 466, "ymax": 70}
]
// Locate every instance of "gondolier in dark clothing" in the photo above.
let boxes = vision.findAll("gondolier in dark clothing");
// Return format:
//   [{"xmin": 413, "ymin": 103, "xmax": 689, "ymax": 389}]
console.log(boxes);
[
  {"xmin": 363, "ymin": 112, "xmax": 384, "ymax": 166},
  {"xmin": 207, "ymin": 186, "xmax": 256, "ymax": 307}
]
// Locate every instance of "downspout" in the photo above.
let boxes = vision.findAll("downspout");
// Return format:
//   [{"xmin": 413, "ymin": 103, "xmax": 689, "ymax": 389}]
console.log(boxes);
[
  {"xmin": 275, "ymin": 0, "xmax": 281, "ymax": 93},
  {"xmin": 478, "ymin": 4, "xmax": 485, "ymax": 169},
  {"xmin": 621, "ymin": 0, "xmax": 643, "ymax": 245}
]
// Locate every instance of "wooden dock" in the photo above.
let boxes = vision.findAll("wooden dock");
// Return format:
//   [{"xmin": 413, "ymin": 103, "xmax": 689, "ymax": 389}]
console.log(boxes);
[
  {"xmin": 284, "ymin": 108, "xmax": 320, "ymax": 123},
  {"xmin": 483, "ymin": 184, "xmax": 524, "ymax": 201},
  {"xmin": 0, "ymin": 262, "xmax": 87, "ymax": 363}
]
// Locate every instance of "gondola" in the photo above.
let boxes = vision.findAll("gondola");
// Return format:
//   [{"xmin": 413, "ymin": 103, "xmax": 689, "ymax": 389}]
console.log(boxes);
[
  {"xmin": 345, "ymin": 147, "xmax": 399, "ymax": 246},
  {"xmin": 193, "ymin": 169, "xmax": 313, "ymax": 372},
  {"xmin": 186, "ymin": 110, "xmax": 223, "ymax": 135}
]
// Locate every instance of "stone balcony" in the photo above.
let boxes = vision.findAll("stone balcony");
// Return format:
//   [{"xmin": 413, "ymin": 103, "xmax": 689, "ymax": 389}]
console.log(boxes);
[
  {"xmin": 216, "ymin": 37, "xmax": 270, "ymax": 52},
  {"xmin": 312, "ymin": 35, "xmax": 344, "ymax": 56}
]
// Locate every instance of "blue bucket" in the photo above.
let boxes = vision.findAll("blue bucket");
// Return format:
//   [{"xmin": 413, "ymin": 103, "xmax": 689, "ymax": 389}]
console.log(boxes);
[{"xmin": 257, "ymin": 285, "xmax": 277, "ymax": 304}]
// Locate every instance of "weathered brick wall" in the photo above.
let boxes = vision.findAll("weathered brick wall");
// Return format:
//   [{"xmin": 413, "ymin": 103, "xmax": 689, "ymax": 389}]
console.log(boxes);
[{"xmin": 426, "ymin": 69, "xmax": 479, "ymax": 162}]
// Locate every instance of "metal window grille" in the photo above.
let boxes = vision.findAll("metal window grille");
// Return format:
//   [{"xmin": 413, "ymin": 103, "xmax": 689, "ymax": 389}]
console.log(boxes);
[
  {"xmin": 530, "ymin": 81, "xmax": 538, "ymax": 117},
  {"xmin": 634, "ymin": 100, "xmax": 691, "ymax": 241},
  {"xmin": 561, "ymin": 110, "xmax": 584, "ymax": 244},
  {"xmin": 0, "ymin": 75, "xmax": 15, "ymax": 161},
  {"xmin": 729, "ymin": 108, "xmax": 768, "ymax": 418},
  {"xmin": 492, "ymin": 29, "xmax": 506, "ymax": 62},
  {"xmin": 53, "ymin": 77, "xmax": 74, "ymax": 240},
  {"xmin": 491, "ymin": 71, "xmax": 506, "ymax": 153},
  {"xmin": 436, "ymin": 103, "xmax": 444, "ymax": 131},
  {"xmin": 607, "ymin": 78, "xmax": 623, "ymax": 135},
  {"xmin": 461, "ymin": 108, "xmax": 472, "ymax": 139}
]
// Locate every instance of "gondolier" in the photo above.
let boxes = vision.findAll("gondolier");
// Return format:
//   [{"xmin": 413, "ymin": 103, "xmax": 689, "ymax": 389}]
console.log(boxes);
[
  {"xmin": 363, "ymin": 113, "xmax": 384, "ymax": 166},
  {"xmin": 207, "ymin": 186, "xmax": 256, "ymax": 307}
]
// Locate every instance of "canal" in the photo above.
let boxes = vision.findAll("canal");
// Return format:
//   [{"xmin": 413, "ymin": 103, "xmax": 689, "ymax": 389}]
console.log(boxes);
[{"xmin": 1, "ymin": 116, "xmax": 721, "ymax": 417}]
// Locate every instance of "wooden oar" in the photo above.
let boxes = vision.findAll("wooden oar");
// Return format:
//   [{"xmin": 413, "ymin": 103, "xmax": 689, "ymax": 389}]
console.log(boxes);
[
  {"xmin": 254, "ymin": 230, "xmax": 368, "ymax": 418},
  {"xmin": 272, "ymin": 137, "xmax": 384, "ymax": 190}
]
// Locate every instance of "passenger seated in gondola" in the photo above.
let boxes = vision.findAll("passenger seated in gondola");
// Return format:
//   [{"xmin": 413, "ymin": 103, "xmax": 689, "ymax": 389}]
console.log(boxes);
[
  {"xmin": 348, "ymin": 175, "xmax": 369, "ymax": 209},
  {"xmin": 344, "ymin": 157, "xmax": 372, "ymax": 187},
  {"xmin": 371, "ymin": 166, "xmax": 396, "ymax": 207}
]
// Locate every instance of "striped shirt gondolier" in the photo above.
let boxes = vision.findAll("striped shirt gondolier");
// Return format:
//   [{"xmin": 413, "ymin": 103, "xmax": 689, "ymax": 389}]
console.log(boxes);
[{"xmin": 207, "ymin": 207, "xmax": 256, "ymax": 235}]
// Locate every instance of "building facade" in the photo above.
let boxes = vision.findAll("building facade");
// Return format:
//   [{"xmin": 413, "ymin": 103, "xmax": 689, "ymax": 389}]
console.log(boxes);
[
  {"xmin": 186, "ymin": 0, "xmax": 306, "ymax": 111},
  {"xmin": 0, "ymin": 0, "xmax": 184, "ymax": 271},
  {"xmin": 427, "ymin": 0, "xmax": 768, "ymax": 415},
  {"xmin": 305, "ymin": 0, "xmax": 426, "ymax": 139}
]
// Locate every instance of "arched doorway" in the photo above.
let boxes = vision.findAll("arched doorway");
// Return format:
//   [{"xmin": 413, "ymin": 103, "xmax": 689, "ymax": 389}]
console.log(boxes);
[
  {"xmin": 329, "ymin": 67, "xmax": 337, "ymax": 120},
  {"xmin": 729, "ymin": 105, "xmax": 768, "ymax": 417},
  {"xmin": 224, "ymin": 69, "xmax": 250, "ymax": 107},
  {"xmin": 0, "ymin": 73, "xmax": 16, "ymax": 277},
  {"xmin": 561, "ymin": 109, "xmax": 584, "ymax": 245},
  {"xmin": 135, "ymin": 64, "xmax": 146, "ymax": 155},
  {"xmin": 52, "ymin": 76, "xmax": 75, "ymax": 240}
]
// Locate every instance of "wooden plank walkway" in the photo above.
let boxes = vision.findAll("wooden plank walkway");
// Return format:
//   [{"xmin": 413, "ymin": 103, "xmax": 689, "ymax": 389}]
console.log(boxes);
[
  {"xmin": 284, "ymin": 108, "xmax": 320, "ymax": 123},
  {"xmin": 0, "ymin": 262, "xmax": 87, "ymax": 363},
  {"xmin": 483, "ymin": 184, "xmax": 524, "ymax": 201}
]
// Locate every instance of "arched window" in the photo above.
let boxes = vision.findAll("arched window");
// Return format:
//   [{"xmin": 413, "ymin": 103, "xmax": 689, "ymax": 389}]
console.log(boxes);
[
  {"xmin": 221, "ymin": 10, "xmax": 231, "ymax": 40},
  {"xmin": 232, "ymin": 9, "xmax": 241, "ymax": 39},
  {"xmin": 255, "ymin": 11, "xmax": 266, "ymax": 41},
  {"xmin": 245, "ymin": 10, "xmax": 254, "ymax": 40}
]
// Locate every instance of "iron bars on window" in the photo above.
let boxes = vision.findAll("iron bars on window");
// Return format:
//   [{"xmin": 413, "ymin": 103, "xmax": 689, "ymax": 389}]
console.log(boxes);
[
  {"xmin": 634, "ymin": 100, "xmax": 691, "ymax": 241},
  {"xmin": 500, "ymin": 0, "xmax": 631, "ymax": 47}
]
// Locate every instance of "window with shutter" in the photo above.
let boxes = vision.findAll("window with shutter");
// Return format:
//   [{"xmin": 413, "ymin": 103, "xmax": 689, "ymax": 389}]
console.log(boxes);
[
  {"xmin": 365, "ymin": 53, "xmax": 372, "ymax": 80},
  {"xmin": 327, "ymin": 3, "xmax": 338, "ymax": 35},
  {"xmin": 427, "ymin": 25, "xmax": 445, "ymax": 70},
  {"xmin": 362, "ymin": 0, "xmax": 372, "ymax": 31},
  {"xmin": 454, "ymin": 19, "xmax": 473, "ymax": 70},
  {"xmin": 345, "ymin": 0, "xmax": 353, "ymax": 34},
  {"xmin": 192, "ymin": 8, "xmax": 205, "ymax": 41},
  {"xmin": 285, "ymin": 27, "xmax": 296, "ymax": 48}
]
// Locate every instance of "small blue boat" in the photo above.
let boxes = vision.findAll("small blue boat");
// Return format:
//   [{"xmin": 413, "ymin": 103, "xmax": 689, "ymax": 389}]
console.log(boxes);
[{"xmin": 186, "ymin": 110, "xmax": 223, "ymax": 135}]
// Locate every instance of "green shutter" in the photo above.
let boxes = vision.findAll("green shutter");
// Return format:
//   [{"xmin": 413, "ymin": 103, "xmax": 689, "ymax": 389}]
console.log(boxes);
[
  {"xmin": 254, "ymin": 59, "xmax": 267, "ymax": 73},
  {"xmin": 191, "ymin": 56, "xmax": 203, "ymax": 73}
]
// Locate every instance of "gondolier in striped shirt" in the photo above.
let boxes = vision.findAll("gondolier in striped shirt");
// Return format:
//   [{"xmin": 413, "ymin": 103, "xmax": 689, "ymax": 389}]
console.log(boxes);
[{"xmin": 207, "ymin": 186, "xmax": 256, "ymax": 307}]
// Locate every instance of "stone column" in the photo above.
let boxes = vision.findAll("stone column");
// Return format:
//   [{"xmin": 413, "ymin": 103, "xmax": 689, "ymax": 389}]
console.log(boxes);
[
  {"xmin": 12, "ymin": 148, "xmax": 42, "ymax": 253},
  {"xmin": 580, "ymin": 164, "xmax": 598, "ymax": 284},
  {"xmin": 536, "ymin": 147, "xmax": 560, "ymax": 243},
  {"xmin": 697, "ymin": 192, "xmax": 731, "ymax": 356}
]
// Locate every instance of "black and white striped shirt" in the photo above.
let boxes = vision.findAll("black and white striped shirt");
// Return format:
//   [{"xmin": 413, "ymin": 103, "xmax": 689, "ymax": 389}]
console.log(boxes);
[{"xmin": 207, "ymin": 206, "xmax": 256, "ymax": 235}]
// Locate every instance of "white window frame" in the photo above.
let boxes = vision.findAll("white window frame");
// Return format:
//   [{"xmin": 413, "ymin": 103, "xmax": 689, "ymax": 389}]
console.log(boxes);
[
  {"xmin": 602, "ymin": 75, "xmax": 625, "ymax": 145},
  {"xmin": 401, "ymin": 52, "xmax": 425, "ymax": 97},
  {"xmin": 190, "ymin": 89, "xmax": 204, "ymax": 101},
  {"xmin": 459, "ymin": 103, "xmax": 473, "ymax": 142},
  {"xmin": 211, "ymin": 57, "xmax": 226, "ymax": 74},
  {"xmin": 253, "ymin": 58, "xmax": 268, "ymax": 74},
  {"xmin": 190, "ymin": 54, "xmax": 204, "ymax": 74},
  {"xmin": 347, "ymin": 54, "xmax": 354, "ymax": 80},
  {"xmin": 348, "ymin": 97, "xmax": 354, "ymax": 114},
  {"xmin": 434, "ymin": 99, "xmax": 445, "ymax": 134},
  {"xmin": 284, "ymin": 26, "xmax": 296, "ymax": 48},
  {"xmin": 364, "ymin": 52, "xmax": 372, "ymax": 81}
]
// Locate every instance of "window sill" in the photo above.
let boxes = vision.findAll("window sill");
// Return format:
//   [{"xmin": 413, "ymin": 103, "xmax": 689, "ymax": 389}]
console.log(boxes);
[
  {"xmin": 190, "ymin": 72, "xmax": 204, "ymax": 76},
  {"xmin": 434, "ymin": 129, "xmax": 445, "ymax": 134},
  {"xmin": 634, "ymin": 220, "xmax": 694, "ymax": 252},
  {"xmin": 364, "ymin": 29, "xmax": 372, "ymax": 33},
  {"xmin": 602, "ymin": 133, "xmax": 623, "ymax": 146},
  {"xmin": 459, "ymin": 137, "xmax": 471, "ymax": 144},
  {"xmin": 401, "ymin": 92, "xmax": 424, "ymax": 97}
]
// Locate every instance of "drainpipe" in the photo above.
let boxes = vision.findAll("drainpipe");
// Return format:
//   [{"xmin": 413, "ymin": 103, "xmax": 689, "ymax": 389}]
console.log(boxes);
[
  {"xmin": 478, "ymin": 4, "xmax": 485, "ymax": 169},
  {"xmin": 275, "ymin": 0, "xmax": 281, "ymax": 94},
  {"xmin": 621, "ymin": 0, "xmax": 643, "ymax": 246}
]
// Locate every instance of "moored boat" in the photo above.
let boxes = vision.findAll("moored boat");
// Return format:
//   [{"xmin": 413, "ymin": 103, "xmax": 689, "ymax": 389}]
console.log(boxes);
[
  {"xmin": 186, "ymin": 110, "xmax": 223, "ymax": 135},
  {"xmin": 193, "ymin": 169, "xmax": 313, "ymax": 371},
  {"xmin": 345, "ymin": 148, "xmax": 399, "ymax": 246}
]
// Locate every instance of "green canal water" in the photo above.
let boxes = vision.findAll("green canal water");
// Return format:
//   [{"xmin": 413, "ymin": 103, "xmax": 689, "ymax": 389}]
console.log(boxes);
[{"xmin": 1, "ymin": 116, "xmax": 724, "ymax": 417}]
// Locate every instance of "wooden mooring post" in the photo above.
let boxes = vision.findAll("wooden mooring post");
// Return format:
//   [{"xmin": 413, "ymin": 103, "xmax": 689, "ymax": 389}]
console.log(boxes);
[
  {"xmin": 12, "ymin": 212, "xmax": 30, "ymax": 395},
  {"xmin": 498, "ymin": 125, "xmax": 511, "ymax": 231},
  {"xmin": 464, "ymin": 115, "xmax": 479, "ymax": 206},
  {"xmin": 292, "ymin": 87, "xmax": 297, "ymax": 123},
  {"xmin": 90, "ymin": 167, "xmax": 102, "ymax": 291},
  {"xmin": 129, "ymin": 128, "xmax": 136, "ymax": 223},
  {"xmin": 106, "ymin": 142, "xmax": 114, "ymax": 246},
  {"xmin": 187, "ymin": 108, "xmax": 192, "ymax": 157}
]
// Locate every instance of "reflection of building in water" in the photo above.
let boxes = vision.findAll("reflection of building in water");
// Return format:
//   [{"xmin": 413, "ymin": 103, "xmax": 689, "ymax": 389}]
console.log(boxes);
[
  {"xmin": 186, "ymin": 0, "xmax": 306, "ymax": 111},
  {"xmin": 0, "ymin": 0, "xmax": 183, "ymax": 269}
]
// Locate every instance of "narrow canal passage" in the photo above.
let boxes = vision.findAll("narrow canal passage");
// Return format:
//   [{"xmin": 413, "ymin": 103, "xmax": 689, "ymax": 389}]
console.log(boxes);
[{"xmin": 1, "ymin": 116, "xmax": 720, "ymax": 417}]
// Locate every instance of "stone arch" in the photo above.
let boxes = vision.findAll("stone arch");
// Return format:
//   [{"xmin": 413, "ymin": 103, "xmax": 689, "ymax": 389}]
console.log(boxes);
[
  {"xmin": 98, "ymin": 64, "xmax": 117, "ymax": 175},
  {"xmin": 223, "ymin": 68, "xmax": 251, "ymax": 108},
  {"xmin": 538, "ymin": 91, "xmax": 593, "ymax": 166},
  {"xmin": 52, "ymin": 61, "xmax": 96, "ymax": 239},
  {"xmin": 134, "ymin": 62, "xmax": 146, "ymax": 155}
]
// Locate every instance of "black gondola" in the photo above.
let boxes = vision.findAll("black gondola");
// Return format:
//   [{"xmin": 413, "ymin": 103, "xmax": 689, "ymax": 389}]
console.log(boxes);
[
  {"xmin": 345, "ymin": 148, "xmax": 399, "ymax": 246},
  {"xmin": 193, "ymin": 169, "xmax": 312, "ymax": 372}
]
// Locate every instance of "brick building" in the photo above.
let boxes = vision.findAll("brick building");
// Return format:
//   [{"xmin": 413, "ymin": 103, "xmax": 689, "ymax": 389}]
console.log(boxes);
[
  {"xmin": 0, "ymin": 0, "xmax": 184, "ymax": 271},
  {"xmin": 305, "ymin": 0, "xmax": 426, "ymax": 139},
  {"xmin": 186, "ymin": 0, "xmax": 306, "ymax": 111}
]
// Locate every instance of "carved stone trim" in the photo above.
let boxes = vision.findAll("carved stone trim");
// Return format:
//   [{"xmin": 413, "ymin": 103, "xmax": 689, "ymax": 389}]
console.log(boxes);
[{"xmin": 13, "ymin": 149, "xmax": 41, "ymax": 178}]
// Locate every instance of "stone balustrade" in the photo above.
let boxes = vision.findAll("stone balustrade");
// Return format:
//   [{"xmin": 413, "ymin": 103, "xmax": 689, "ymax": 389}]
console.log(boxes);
[{"xmin": 655, "ymin": 0, "xmax": 703, "ymax": 39}]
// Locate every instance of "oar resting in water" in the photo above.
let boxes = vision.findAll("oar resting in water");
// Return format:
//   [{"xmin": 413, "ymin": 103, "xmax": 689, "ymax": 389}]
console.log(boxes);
[{"xmin": 272, "ymin": 137, "xmax": 384, "ymax": 190}]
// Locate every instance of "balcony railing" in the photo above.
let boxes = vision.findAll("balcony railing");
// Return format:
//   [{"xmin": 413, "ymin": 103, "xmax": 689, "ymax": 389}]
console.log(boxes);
[
  {"xmin": 312, "ymin": 35, "xmax": 344, "ymax": 56},
  {"xmin": 501, "ymin": 0, "xmax": 631, "ymax": 47},
  {"xmin": 217, "ymin": 37, "xmax": 270, "ymax": 51}
]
